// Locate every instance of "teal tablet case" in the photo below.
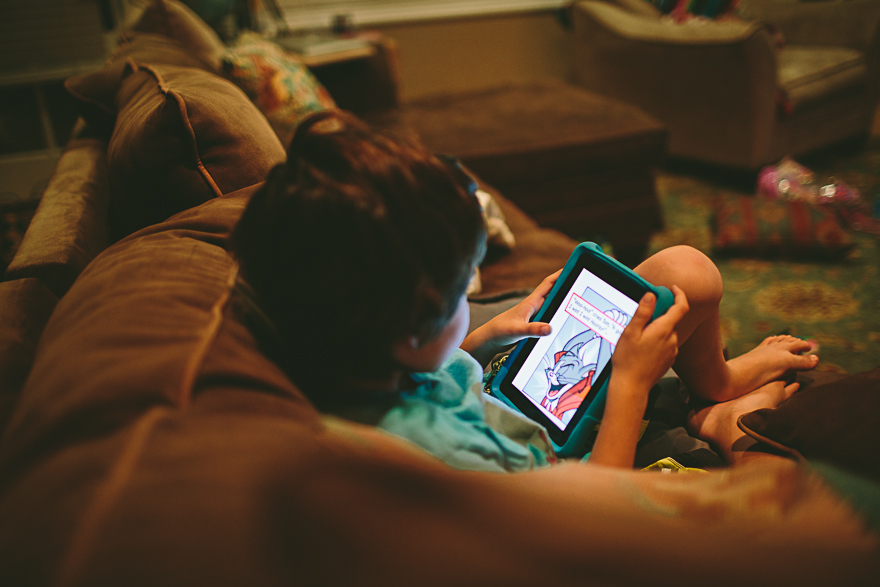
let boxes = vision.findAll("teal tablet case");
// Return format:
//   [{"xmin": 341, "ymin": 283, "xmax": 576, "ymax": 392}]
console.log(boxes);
[{"xmin": 489, "ymin": 242, "xmax": 673, "ymax": 459}]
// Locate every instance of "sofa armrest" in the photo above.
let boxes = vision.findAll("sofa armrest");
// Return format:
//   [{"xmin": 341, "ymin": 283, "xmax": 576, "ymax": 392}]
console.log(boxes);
[
  {"xmin": 572, "ymin": 1, "xmax": 778, "ymax": 167},
  {"xmin": 4, "ymin": 129, "xmax": 110, "ymax": 298},
  {"xmin": 0, "ymin": 278, "xmax": 58, "ymax": 438},
  {"xmin": 739, "ymin": 0, "xmax": 880, "ymax": 53}
]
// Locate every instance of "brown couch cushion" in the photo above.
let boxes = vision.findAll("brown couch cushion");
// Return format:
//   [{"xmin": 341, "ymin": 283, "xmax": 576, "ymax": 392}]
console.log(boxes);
[
  {"xmin": 739, "ymin": 367, "xmax": 880, "ymax": 483},
  {"xmin": 0, "ymin": 186, "xmax": 291, "ymax": 461},
  {"xmin": 0, "ymin": 278, "xmax": 58, "ymax": 437},
  {"xmin": 107, "ymin": 62, "xmax": 285, "ymax": 239}
]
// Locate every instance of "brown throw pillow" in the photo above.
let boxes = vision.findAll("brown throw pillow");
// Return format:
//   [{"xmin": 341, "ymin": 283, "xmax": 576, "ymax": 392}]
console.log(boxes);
[
  {"xmin": 122, "ymin": 0, "xmax": 225, "ymax": 72},
  {"xmin": 66, "ymin": 33, "xmax": 215, "ymax": 133},
  {"xmin": 738, "ymin": 367, "xmax": 880, "ymax": 483},
  {"xmin": 107, "ymin": 62, "xmax": 285, "ymax": 239}
]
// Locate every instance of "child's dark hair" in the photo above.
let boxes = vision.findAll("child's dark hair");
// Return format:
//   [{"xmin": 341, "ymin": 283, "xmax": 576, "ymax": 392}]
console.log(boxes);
[{"xmin": 232, "ymin": 110, "xmax": 486, "ymax": 393}]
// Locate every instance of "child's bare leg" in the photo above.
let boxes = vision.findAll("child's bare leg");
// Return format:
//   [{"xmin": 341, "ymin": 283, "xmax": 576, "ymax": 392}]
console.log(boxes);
[
  {"xmin": 633, "ymin": 246, "xmax": 817, "ymax": 402},
  {"xmin": 687, "ymin": 380, "xmax": 799, "ymax": 465}
]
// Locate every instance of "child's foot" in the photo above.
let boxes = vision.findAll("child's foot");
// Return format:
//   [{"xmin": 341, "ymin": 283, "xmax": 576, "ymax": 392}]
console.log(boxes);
[
  {"xmin": 723, "ymin": 335, "xmax": 818, "ymax": 399},
  {"xmin": 687, "ymin": 380, "xmax": 800, "ymax": 465}
]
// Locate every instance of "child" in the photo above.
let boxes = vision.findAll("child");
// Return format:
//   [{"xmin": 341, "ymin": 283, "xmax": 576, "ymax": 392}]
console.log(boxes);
[{"xmin": 231, "ymin": 110, "xmax": 817, "ymax": 472}]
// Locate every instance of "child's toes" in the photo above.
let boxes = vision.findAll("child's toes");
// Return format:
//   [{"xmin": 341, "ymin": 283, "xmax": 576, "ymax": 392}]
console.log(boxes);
[
  {"xmin": 792, "ymin": 353, "xmax": 819, "ymax": 370},
  {"xmin": 765, "ymin": 380, "xmax": 795, "ymax": 404},
  {"xmin": 780, "ymin": 336, "xmax": 812, "ymax": 354}
]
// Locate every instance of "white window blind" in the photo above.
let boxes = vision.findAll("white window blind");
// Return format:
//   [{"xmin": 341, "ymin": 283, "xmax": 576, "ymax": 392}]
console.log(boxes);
[{"xmin": 276, "ymin": 0, "xmax": 568, "ymax": 30}]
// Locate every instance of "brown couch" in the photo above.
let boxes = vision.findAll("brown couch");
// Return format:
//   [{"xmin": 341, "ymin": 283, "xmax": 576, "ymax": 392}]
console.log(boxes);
[{"xmin": 1, "ymin": 2, "xmax": 878, "ymax": 585}]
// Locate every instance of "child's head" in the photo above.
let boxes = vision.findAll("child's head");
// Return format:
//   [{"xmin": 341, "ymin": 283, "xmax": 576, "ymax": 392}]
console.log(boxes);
[{"xmin": 232, "ymin": 110, "xmax": 486, "ymax": 393}]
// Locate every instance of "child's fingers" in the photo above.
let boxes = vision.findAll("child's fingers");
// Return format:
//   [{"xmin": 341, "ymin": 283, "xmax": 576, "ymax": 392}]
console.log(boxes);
[
  {"xmin": 627, "ymin": 292, "xmax": 656, "ymax": 333},
  {"xmin": 498, "ymin": 321, "xmax": 551, "ymax": 345},
  {"xmin": 510, "ymin": 320, "xmax": 551, "ymax": 338},
  {"xmin": 667, "ymin": 285, "xmax": 690, "ymax": 321},
  {"xmin": 650, "ymin": 285, "xmax": 689, "ymax": 333},
  {"xmin": 528, "ymin": 270, "xmax": 562, "ymax": 300},
  {"xmin": 521, "ymin": 269, "xmax": 564, "ymax": 318}
]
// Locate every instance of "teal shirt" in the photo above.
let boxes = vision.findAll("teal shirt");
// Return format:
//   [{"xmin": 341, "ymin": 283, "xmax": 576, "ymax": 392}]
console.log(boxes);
[{"xmin": 378, "ymin": 349, "xmax": 553, "ymax": 473}]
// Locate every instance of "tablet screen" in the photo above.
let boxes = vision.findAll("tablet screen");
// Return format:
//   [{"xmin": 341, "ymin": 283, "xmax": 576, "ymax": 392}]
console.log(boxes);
[{"xmin": 506, "ymin": 266, "xmax": 640, "ymax": 436}]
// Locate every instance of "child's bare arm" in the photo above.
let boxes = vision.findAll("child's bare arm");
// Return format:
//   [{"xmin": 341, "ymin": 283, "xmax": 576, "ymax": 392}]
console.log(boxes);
[
  {"xmin": 589, "ymin": 286, "xmax": 689, "ymax": 468},
  {"xmin": 461, "ymin": 270, "xmax": 561, "ymax": 368}
]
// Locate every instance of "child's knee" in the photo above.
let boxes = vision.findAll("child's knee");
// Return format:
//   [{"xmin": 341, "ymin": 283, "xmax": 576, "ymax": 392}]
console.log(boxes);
[
  {"xmin": 638, "ymin": 246, "xmax": 722, "ymax": 305},
  {"xmin": 671, "ymin": 246, "xmax": 722, "ymax": 305}
]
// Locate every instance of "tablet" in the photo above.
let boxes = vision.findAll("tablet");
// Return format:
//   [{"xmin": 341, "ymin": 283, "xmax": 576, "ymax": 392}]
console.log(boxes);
[{"xmin": 491, "ymin": 243, "xmax": 673, "ymax": 457}]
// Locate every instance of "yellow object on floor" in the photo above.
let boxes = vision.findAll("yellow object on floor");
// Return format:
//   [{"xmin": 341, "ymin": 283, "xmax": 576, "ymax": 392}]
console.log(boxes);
[{"xmin": 642, "ymin": 457, "xmax": 707, "ymax": 473}]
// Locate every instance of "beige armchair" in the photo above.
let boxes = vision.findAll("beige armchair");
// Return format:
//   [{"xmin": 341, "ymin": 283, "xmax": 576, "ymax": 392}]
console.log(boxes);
[{"xmin": 571, "ymin": 0, "xmax": 880, "ymax": 169}]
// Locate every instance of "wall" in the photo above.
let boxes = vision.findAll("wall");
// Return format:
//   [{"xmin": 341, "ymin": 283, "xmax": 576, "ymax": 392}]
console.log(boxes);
[{"xmin": 374, "ymin": 10, "xmax": 573, "ymax": 101}]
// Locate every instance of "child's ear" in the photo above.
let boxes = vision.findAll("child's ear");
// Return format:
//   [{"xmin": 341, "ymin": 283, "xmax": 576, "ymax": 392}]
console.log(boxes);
[{"xmin": 392, "ymin": 335, "xmax": 422, "ymax": 369}]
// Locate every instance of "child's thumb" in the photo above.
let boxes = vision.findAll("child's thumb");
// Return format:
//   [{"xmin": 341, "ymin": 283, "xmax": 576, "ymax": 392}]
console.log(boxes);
[
  {"xmin": 528, "ymin": 322, "xmax": 552, "ymax": 337},
  {"xmin": 629, "ymin": 292, "xmax": 656, "ymax": 330}
]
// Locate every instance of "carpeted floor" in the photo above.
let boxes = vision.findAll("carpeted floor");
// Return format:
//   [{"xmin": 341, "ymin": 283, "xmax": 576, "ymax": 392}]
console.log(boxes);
[{"xmin": 648, "ymin": 140, "xmax": 880, "ymax": 375}]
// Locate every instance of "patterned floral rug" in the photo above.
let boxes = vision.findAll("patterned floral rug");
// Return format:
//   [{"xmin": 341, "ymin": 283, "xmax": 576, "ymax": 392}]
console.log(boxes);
[{"xmin": 648, "ymin": 140, "xmax": 880, "ymax": 375}]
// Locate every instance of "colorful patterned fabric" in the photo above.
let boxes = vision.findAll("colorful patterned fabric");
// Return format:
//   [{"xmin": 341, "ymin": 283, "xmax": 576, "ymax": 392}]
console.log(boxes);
[
  {"xmin": 710, "ymin": 196, "xmax": 855, "ymax": 260},
  {"xmin": 222, "ymin": 32, "xmax": 336, "ymax": 147},
  {"xmin": 645, "ymin": 0, "xmax": 739, "ymax": 21}
]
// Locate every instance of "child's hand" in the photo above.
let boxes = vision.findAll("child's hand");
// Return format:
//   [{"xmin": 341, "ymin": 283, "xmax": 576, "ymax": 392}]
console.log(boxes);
[
  {"xmin": 461, "ymin": 270, "xmax": 561, "ymax": 367},
  {"xmin": 612, "ymin": 285, "xmax": 689, "ymax": 392},
  {"xmin": 589, "ymin": 285, "xmax": 689, "ymax": 468},
  {"xmin": 477, "ymin": 269, "xmax": 561, "ymax": 347}
]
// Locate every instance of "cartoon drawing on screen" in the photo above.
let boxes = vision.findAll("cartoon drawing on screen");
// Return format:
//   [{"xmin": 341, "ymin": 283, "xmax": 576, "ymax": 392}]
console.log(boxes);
[{"xmin": 539, "ymin": 308, "xmax": 630, "ymax": 425}]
